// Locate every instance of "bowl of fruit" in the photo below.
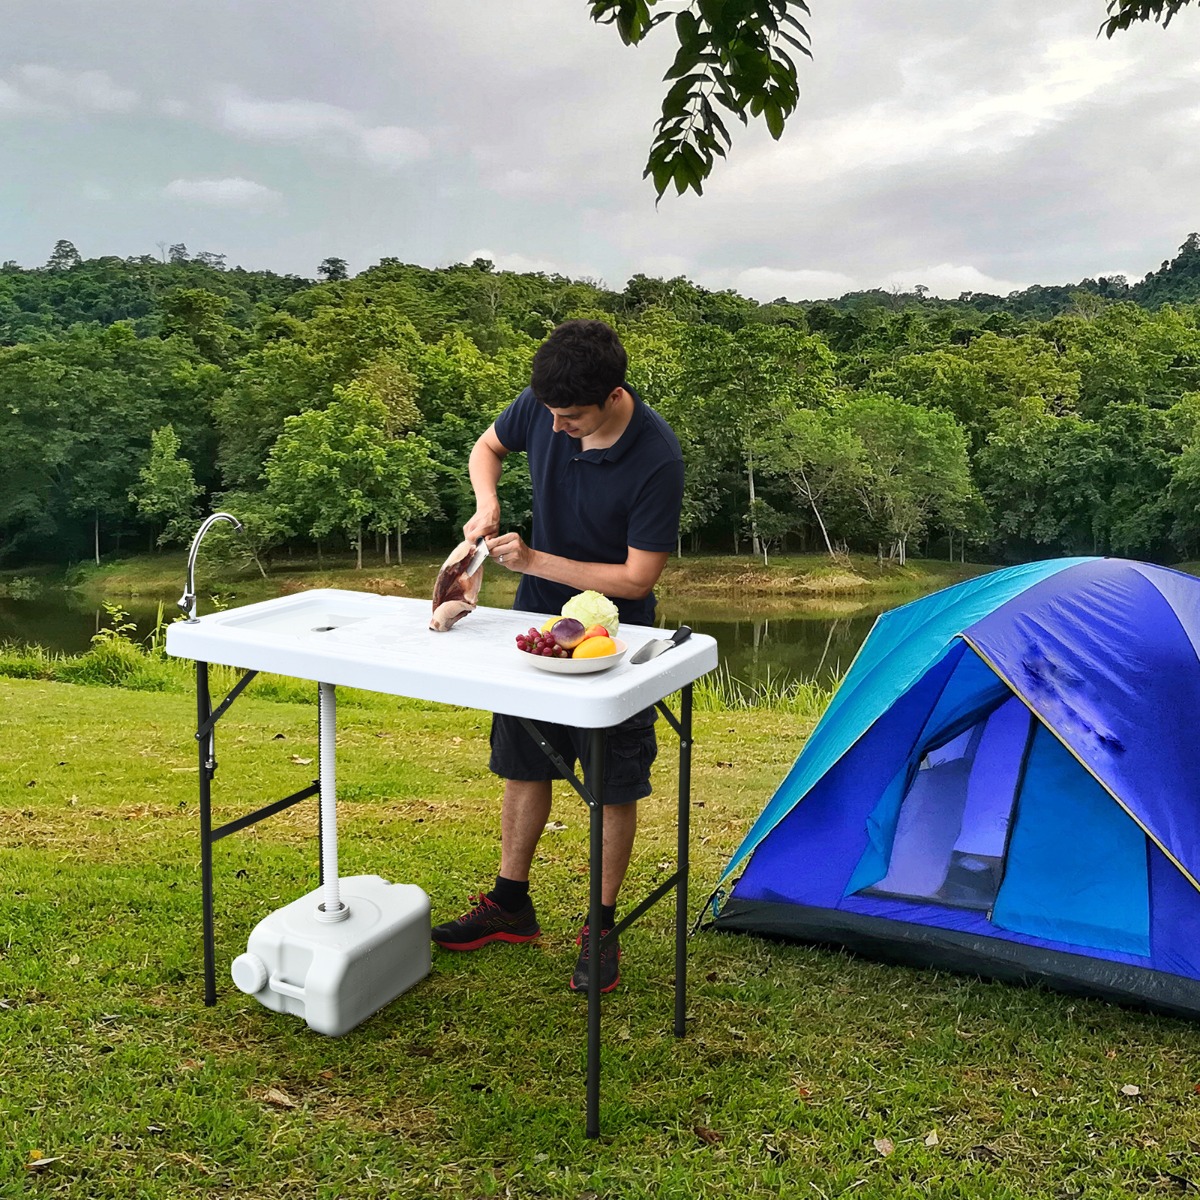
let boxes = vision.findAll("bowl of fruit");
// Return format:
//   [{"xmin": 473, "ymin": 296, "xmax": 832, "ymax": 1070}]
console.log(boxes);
[{"xmin": 515, "ymin": 617, "xmax": 627, "ymax": 675}]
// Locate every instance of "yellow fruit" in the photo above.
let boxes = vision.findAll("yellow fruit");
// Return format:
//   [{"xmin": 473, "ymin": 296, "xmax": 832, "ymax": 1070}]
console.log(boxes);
[
  {"xmin": 572, "ymin": 635, "xmax": 615, "ymax": 659},
  {"xmin": 540, "ymin": 616, "xmax": 557, "ymax": 633}
]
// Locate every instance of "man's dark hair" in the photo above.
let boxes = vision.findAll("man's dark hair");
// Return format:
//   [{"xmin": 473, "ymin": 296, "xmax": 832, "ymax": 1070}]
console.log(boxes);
[{"xmin": 530, "ymin": 319, "xmax": 628, "ymax": 409}]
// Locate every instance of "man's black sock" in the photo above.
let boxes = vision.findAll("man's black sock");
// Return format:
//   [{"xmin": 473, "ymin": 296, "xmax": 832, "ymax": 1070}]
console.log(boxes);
[
  {"xmin": 600, "ymin": 903, "xmax": 616, "ymax": 931},
  {"xmin": 489, "ymin": 875, "xmax": 530, "ymax": 913}
]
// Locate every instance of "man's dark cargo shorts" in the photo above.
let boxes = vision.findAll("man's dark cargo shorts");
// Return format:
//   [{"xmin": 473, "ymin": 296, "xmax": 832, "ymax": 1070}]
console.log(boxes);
[{"xmin": 488, "ymin": 707, "xmax": 657, "ymax": 806}]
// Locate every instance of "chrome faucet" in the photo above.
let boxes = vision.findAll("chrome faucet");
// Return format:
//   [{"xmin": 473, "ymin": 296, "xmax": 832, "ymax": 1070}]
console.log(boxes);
[{"xmin": 179, "ymin": 512, "xmax": 243, "ymax": 622}]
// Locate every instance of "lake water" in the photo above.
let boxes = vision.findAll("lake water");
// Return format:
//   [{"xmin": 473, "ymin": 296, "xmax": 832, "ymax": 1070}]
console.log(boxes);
[{"xmin": 0, "ymin": 587, "xmax": 908, "ymax": 688}]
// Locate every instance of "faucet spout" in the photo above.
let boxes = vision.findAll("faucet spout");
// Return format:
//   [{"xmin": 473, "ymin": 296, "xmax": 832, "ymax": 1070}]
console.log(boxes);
[{"xmin": 179, "ymin": 512, "xmax": 243, "ymax": 622}]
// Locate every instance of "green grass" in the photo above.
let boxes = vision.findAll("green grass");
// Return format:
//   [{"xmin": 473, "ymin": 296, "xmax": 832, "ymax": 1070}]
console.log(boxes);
[{"xmin": 5, "ymin": 677, "xmax": 1200, "ymax": 1198}]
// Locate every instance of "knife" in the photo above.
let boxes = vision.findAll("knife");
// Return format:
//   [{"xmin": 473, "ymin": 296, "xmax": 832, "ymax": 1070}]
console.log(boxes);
[
  {"xmin": 463, "ymin": 537, "xmax": 489, "ymax": 576},
  {"xmin": 630, "ymin": 625, "xmax": 692, "ymax": 665}
]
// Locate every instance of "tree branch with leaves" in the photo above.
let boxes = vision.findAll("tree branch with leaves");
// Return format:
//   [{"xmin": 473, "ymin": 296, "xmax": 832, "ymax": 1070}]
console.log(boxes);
[
  {"xmin": 589, "ymin": 0, "xmax": 1191, "ymax": 198},
  {"xmin": 590, "ymin": 0, "xmax": 810, "ymax": 196}
]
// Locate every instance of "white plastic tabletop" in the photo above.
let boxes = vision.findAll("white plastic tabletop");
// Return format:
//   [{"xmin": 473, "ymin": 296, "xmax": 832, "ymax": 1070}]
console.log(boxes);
[{"xmin": 166, "ymin": 589, "xmax": 718, "ymax": 727}]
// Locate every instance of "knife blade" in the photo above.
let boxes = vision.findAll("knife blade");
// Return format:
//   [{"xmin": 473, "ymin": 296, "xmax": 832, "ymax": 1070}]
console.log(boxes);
[
  {"xmin": 630, "ymin": 625, "xmax": 692, "ymax": 664},
  {"xmin": 463, "ymin": 537, "xmax": 489, "ymax": 577}
]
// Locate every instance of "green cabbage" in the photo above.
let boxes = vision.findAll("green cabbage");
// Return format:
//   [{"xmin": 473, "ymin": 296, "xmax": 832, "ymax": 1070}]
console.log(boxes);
[{"xmin": 560, "ymin": 590, "xmax": 620, "ymax": 636}]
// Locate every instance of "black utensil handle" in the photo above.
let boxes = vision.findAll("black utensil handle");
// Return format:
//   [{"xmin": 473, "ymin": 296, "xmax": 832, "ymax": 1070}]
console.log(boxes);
[{"xmin": 672, "ymin": 626, "xmax": 692, "ymax": 646}]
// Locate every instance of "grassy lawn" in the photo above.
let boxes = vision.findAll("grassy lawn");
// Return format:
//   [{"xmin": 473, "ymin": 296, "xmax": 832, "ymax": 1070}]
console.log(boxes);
[{"xmin": 5, "ymin": 675, "xmax": 1200, "ymax": 1198}]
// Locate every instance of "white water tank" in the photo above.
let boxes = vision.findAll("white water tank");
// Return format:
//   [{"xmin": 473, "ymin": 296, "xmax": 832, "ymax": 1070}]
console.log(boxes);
[{"xmin": 231, "ymin": 874, "xmax": 431, "ymax": 1036}]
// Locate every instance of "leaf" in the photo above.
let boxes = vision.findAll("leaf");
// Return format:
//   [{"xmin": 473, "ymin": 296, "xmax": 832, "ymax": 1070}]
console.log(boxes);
[
  {"xmin": 764, "ymin": 98, "xmax": 786, "ymax": 140},
  {"xmin": 27, "ymin": 1155, "xmax": 63, "ymax": 1173},
  {"xmin": 289, "ymin": 755, "xmax": 313, "ymax": 766},
  {"xmin": 924, "ymin": 1130, "xmax": 940, "ymax": 1147},
  {"xmin": 874, "ymin": 1137, "xmax": 895, "ymax": 1157},
  {"xmin": 262, "ymin": 1086, "xmax": 298, "ymax": 1109},
  {"xmin": 1121, "ymin": 1083, "xmax": 1142, "ymax": 1096},
  {"xmin": 694, "ymin": 1124, "xmax": 724, "ymax": 1145}
]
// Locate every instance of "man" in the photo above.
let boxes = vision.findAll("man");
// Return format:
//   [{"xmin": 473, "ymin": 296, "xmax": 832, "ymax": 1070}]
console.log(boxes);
[{"xmin": 432, "ymin": 319, "xmax": 685, "ymax": 993}]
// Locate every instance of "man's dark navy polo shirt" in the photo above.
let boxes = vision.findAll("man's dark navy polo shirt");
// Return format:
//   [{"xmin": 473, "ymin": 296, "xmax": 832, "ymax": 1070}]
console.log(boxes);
[{"xmin": 493, "ymin": 384, "xmax": 684, "ymax": 628}]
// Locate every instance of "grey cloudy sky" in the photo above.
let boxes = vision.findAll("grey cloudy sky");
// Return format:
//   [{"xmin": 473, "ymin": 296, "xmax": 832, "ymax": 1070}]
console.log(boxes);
[{"xmin": 2, "ymin": 1, "xmax": 1198, "ymax": 301}]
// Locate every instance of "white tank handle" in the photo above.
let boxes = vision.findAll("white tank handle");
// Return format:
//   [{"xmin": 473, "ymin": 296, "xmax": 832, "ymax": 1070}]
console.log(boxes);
[{"xmin": 268, "ymin": 974, "xmax": 307, "ymax": 1001}]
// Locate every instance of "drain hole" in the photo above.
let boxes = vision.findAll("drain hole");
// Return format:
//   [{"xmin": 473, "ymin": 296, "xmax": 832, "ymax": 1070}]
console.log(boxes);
[{"xmin": 312, "ymin": 625, "xmax": 339, "ymax": 632}]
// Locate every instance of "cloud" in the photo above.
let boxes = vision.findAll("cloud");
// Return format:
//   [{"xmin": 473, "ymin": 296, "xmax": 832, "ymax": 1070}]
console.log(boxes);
[
  {"xmin": 4, "ymin": 65, "xmax": 137, "ymax": 114},
  {"xmin": 475, "ymin": 166, "xmax": 556, "ymax": 199},
  {"xmin": 217, "ymin": 90, "xmax": 430, "ymax": 170},
  {"xmin": 722, "ymin": 37, "xmax": 1136, "ymax": 199},
  {"xmin": 357, "ymin": 125, "xmax": 430, "ymax": 169},
  {"xmin": 877, "ymin": 264, "xmax": 1027, "ymax": 299},
  {"xmin": 81, "ymin": 182, "xmax": 114, "ymax": 202},
  {"xmin": 468, "ymin": 248, "xmax": 582, "ymax": 276},
  {"xmin": 163, "ymin": 177, "xmax": 282, "ymax": 209},
  {"xmin": 0, "ymin": 78, "xmax": 37, "ymax": 114},
  {"xmin": 728, "ymin": 267, "xmax": 860, "ymax": 303},
  {"xmin": 702, "ymin": 261, "xmax": 1027, "ymax": 305}
]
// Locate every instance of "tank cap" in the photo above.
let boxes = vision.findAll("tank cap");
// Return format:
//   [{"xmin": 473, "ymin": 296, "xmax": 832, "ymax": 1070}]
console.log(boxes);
[{"xmin": 231, "ymin": 952, "xmax": 268, "ymax": 994}]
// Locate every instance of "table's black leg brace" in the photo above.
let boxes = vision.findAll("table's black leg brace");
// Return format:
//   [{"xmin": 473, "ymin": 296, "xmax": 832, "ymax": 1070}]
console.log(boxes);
[
  {"xmin": 584, "ymin": 727, "xmax": 606, "ymax": 1139},
  {"xmin": 197, "ymin": 661, "xmax": 217, "ymax": 1006}
]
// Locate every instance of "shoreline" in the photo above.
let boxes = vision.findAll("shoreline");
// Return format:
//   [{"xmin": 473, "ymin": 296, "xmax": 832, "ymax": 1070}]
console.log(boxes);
[{"xmin": 2, "ymin": 551, "xmax": 991, "ymax": 609}]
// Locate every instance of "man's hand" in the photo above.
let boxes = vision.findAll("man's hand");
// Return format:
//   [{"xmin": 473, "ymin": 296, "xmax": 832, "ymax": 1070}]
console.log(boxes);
[
  {"xmin": 486, "ymin": 532, "xmax": 531, "ymax": 573},
  {"xmin": 463, "ymin": 507, "xmax": 500, "ymax": 543}
]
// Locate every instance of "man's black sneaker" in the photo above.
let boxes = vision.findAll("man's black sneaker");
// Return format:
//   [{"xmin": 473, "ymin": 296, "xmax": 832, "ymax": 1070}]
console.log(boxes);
[
  {"xmin": 569, "ymin": 925, "xmax": 620, "ymax": 994},
  {"xmin": 432, "ymin": 894, "xmax": 541, "ymax": 951}
]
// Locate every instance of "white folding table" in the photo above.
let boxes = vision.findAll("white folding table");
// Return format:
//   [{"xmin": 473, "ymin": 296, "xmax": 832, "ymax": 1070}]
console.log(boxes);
[{"xmin": 166, "ymin": 590, "xmax": 718, "ymax": 1136}]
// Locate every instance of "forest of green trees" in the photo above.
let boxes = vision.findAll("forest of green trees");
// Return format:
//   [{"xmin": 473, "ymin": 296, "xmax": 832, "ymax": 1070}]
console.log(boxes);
[{"xmin": 3, "ymin": 233, "xmax": 1200, "ymax": 570}]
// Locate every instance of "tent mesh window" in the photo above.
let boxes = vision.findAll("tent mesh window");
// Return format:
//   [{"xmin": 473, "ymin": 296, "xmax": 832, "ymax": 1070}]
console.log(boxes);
[{"xmin": 861, "ymin": 698, "xmax": 1032, "ymax": 911}]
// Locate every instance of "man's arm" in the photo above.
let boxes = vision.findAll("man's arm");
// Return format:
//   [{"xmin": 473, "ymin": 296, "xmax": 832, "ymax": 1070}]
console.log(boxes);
[
  {"xmin": 528, "ymin": 545, "xmax": 670, "ymax": 601},
  {"xmin": 463, "ymin": 423, "xmax": 508, "ymax": 542},
  {"xmin": 485, "ymin": 537, "xmax": 669, "ymax": 601}
]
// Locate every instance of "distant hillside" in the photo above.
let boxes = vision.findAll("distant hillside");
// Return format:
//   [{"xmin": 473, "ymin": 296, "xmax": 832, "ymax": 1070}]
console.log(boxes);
[
  {"xmin": 1, "ymin": 232, "xmax": 1197, "ymax": 346},
  {"xmin": 812, "ymin": 233, "xmax": 1200, "ymax": 321}
]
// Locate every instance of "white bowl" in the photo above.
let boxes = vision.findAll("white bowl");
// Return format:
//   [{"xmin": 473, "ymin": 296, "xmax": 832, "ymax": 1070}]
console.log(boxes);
[{"xmin": 517, "ymin": 637, "xmax": 628, "ymax": 675}]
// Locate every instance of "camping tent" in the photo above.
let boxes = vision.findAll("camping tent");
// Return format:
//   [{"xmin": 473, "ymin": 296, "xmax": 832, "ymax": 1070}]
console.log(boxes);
[{"xmin": 708, "ymin": 558, "xmax": 1200, "ymax": 1018}]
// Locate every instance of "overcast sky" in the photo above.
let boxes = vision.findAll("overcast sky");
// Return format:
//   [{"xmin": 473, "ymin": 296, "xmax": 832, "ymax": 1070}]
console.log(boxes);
[{"xmin": 2, "ymin": 1, "xmax": 1198, "ymax": 302}]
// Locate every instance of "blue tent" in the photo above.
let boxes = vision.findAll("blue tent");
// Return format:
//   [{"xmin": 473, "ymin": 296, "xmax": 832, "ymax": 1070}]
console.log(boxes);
[{"xmin": 708, "ymin": 558, "xmax": 1200, "ymax": 1018}]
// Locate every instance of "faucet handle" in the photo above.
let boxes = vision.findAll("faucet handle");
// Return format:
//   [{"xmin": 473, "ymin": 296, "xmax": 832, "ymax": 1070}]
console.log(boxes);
[{"xmin": 178, "ymin": 590, "xmax": 196, "ymax": 622}]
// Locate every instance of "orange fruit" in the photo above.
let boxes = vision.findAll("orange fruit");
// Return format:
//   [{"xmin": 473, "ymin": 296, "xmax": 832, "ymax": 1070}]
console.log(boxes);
[{"xmin": 572, "ymin": 635, "xmax": 615, "ymax": 659}]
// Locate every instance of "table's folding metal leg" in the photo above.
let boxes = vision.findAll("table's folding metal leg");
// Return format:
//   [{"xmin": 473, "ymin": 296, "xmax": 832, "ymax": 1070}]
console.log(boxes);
[
  {"xmin": 193, "ymin": 663, "xmax": 312, "ymax": 1007},
  {"xmin": 585, "ymin": 727, "xmax": 606, "ymax": 1139},
  {"xmin": 197, "ymin": 662, "xmax": 217, "ymax": 1007},
  {"xmin": 317, "ymin": 684, "xmax": 324, "ymax": 887},
  {"xmin": 675, "ymin": 683, "xmax": 692, "ymax": 1036}
]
